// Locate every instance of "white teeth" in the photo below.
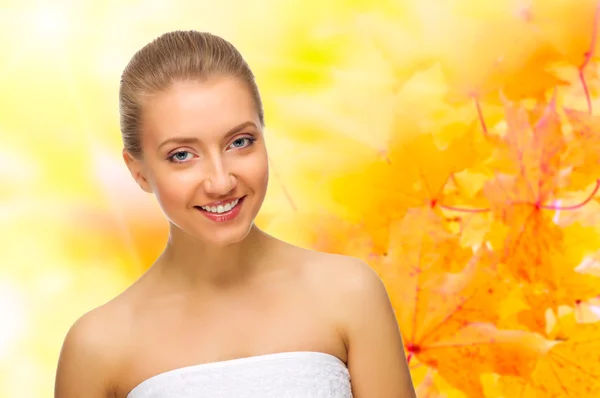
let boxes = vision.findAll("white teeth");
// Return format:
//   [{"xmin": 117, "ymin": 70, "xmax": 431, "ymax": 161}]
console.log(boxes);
[{"xmin": 201, "ymin": 198, "xmax": 240, "ymax": 214}]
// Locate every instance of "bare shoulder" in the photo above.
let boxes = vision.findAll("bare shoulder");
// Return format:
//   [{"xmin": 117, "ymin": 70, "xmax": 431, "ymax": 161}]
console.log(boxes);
[
  {"xmin": 299, "ymin": 250, "xmax": 416, "ymax": 397},
  {"xmin": 300, "ymin": 251, "xmax": 387, "ymax": 303},
  {"xmin": 295, "ymin": 250, "xmax": 390, "ymax": 337},
  {"xmin": 55, "ymin": 298, "xmax": 130, "ymax": 397}
]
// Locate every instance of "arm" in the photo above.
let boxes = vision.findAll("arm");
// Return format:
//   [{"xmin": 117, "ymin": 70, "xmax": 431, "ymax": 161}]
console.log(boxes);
[
  {"xmin": 342, "ymin": 259, "xmax": 416, "ymax": 398},
  {"xmin": 54, "ymin": 312, "xmax": 114, "ymax": 398}
]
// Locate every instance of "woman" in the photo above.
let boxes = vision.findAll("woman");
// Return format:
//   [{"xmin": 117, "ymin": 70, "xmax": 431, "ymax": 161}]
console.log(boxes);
[{"xmin": 54, "ymin": 30, "xmax": 416, "ymax": 398}]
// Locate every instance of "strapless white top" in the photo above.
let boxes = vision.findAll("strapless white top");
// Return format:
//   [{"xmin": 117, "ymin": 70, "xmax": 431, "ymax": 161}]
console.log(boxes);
[{"xmin": 126, "ymin": 351, "xmax": 353, "ymax": 398}]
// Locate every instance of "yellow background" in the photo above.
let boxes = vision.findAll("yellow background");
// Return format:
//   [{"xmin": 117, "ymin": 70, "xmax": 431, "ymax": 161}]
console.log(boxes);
[{"xmin": 1, "ymin": 1, "xmax": 600, "ymax": 397}]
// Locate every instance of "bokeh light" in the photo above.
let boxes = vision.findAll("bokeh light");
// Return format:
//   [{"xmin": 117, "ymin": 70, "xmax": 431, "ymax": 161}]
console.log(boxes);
[{"xmin": 2, "ymin": 1, "xmax": 600, "ymax": 397}]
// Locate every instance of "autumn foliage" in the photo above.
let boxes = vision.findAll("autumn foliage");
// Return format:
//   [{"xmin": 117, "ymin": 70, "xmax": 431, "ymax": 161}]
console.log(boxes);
[
  {"xmin": 3, "ymin": 1, "xmax": 600, "ymax": 397},
  {"xmin": 264, "ymin": 1, "xmax": 600, "ymax": 396}
]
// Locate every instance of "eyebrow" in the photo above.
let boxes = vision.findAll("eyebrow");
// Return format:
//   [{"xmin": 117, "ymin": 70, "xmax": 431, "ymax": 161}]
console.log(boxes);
[{"xmin": 157, "ymin": 121, "xmax": 258, "ymax": 151}]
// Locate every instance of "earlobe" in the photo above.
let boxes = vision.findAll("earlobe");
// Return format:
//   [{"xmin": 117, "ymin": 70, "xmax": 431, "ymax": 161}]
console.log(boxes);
[
  {"xmin": 137, "ymin": 173, "xmax": 154, "ymax": 194},
  {"xmin": 122, "ymin": 149, "xmax": 153, "ymax": 194}
]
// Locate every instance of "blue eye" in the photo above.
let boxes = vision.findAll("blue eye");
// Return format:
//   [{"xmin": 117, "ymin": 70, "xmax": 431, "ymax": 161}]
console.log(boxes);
[
  {"xmin": 168, "ymin": 151, "xmax": 193, "ymax": 163},
  {"xmin": 230, "ymin": 136, "xmax": 256, "ymax": 149}
]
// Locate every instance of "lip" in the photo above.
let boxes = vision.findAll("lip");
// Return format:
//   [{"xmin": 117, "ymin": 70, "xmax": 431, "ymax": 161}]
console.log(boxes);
[
  {"xmin": 195, "ymin": 196, "xmax": 246, "ymax": 223},
  {"xmin": 199, "ymin": 196, "xmax": 244, "ymax": 208}
]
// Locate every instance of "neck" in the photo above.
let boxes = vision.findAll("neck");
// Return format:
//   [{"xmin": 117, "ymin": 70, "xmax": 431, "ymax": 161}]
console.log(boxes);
[{"xmin": 154, "ymin": 224, "xmax": 277, "ymax": 291}]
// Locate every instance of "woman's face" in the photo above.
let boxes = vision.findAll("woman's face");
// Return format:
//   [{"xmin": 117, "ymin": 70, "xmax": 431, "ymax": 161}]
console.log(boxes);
[{"xmin": 125, "ymin": 76, "xmax": 269, "ymax": 246}]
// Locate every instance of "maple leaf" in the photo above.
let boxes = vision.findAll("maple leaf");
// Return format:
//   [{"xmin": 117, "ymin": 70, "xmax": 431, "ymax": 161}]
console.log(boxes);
[
  {"xmin": 267, "ymin": 61, "xmax": 500, "ymax": 255},
  {"xmin": 479, "ymin": 99, "xmax": 600, "ymax": 329},
  {"xmin": 545, "ymin": 304, "xmax": 600, "ymax": 342},
  {"xmin": 372, "ymin": 209, "xmax": 549, "ymax": 396},
  {"xmin": 414, "ymin": 369, "xmax": 445, "ymax": 398},
  {"xmin": 324, "ymin": 126, "xmax": 490, "ymax": 254},
  {"xmin": 562, "ymin": 109, "xmax": 600, "ymax": 190},
  {"xmin": 531, "ymin": 0, "xmax": 600, "ymax": 63},
  {"xmin": 492, "ymin": 96, "xmax": 568, "ymax": 197},
  {"xmin": 497, "ymin": 322, "xmax": 600, "ymax": 397},
  {"xmin": 575, "ymin": 298, "xmax": 600, "ymax": 324},
  {"xmin": 575, "ymin": 247, "xmax": 600, "ymax": 279},
  {"xmin": 379, "ymin": 207, "xmax": 473, "ymax": 272},
  {"xmin": 425, "ymin": 323, "xmax": 551, "ymax": 396},
  {"xmin": 418, "ymin": 0, "xmax": 566, "ymax": 105},
  {"xmin": 483, "ymin": 98, "xmax": 570, "ymax": 282},
  {"xmin": 374, "ymin": 210, "xmax": 504, "ymax": 335},
  {"xmin": 410, "ymin": 363, "xmax": 468, "ymax": 398},
  {"xmin": 263, "ymin": 212, "xmax": 375, "ymax": 261},
  {"xmin": 483, "ymin": 210, "xmax": 600, "ymax": 335},
  {"xmin": 530, "ymin": 223, "xmax": 600, "ymax": 313},
  {"xmin": 482, "ymin": 187, "xmax": 600, "ymax": 335},
  {"xmin": 351, "ymin": 11, "xmax": 435, "ymax": 89},
  {"xmin": 486, "ymin": 222, "xmax": 600, "ymax": 337},
  {"xmin": 530, "ymin": 0, "xmax": 600, "ymax": 113}
]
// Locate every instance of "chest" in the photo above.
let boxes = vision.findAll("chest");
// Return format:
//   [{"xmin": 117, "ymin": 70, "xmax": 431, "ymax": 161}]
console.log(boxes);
[{"xmin": 115, "ymin": 284, "xmax": 345, "ymax": 398}]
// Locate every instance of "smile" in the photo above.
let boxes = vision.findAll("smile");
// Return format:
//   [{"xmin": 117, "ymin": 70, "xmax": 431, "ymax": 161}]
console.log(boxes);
[
  {"xmin": 195, "ymin": 196, "xmax": 246, "ymax": 223},
  {"xmin": 200, "ymin": 197, "xmax": 241, "ymax": 214}
]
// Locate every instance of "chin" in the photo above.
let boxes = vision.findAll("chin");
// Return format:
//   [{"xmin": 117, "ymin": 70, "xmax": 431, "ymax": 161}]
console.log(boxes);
[
  {"xmin": 200, "ymin": 225, "xmax": 254, "ymax": 247},
  {"xmin": 172, "ymin": 217, "xmax": 258, "ymax": 248}
]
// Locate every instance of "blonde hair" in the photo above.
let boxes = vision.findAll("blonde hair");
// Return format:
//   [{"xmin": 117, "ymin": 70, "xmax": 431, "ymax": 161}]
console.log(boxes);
[{"xmin": 119, "ymin": 30, "xmax": 264, "ymax": 158}]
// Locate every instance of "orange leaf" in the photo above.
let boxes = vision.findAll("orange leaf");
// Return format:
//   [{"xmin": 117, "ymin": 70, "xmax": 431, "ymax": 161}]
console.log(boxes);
[
  {"xmin": 424, "ymin": 0, "xmax": 566, "ymax": 103},
  {"xmin": 376, "ymin": 213, "xmax": 504, "ymax": 342},
  {"xmin": 375, "ymin": 207, "xmax": 473, "ymax": 274},
  {"xmin": 411, "ymin": 364, "xmax": 467, "ymax": 398},
  {"xmin": 501, "ymin": 322, "xmax": 600, "ymax": 397},
  {"xmin": 486, "ymin": 202, "xmax": 562, "ymax": 284},
  {"xmin": 373, "ymin": 210, "xmax": 549, "ymax": 395},
  {"xmin": 263, "ymin": 212, "xmax": 375, "ymax": 260},
  {"xmin": 489, "ymin": 96, "xmax": 568, "ymax": 204},
  {"xmin": 563, "ymin": 109, "xmax": 600, "ymax": 190},
  {"xmin": 423, "ymin": 323, "xmax": 551, "ymax": 396},
  {"xmin": 532, "ymin": 0, "xmax": 600, "ymax": 66},
  {"xmin": 482, "ymin": 206, "xmax": 600, "ymax": 334},
  {"xmin": 483, "ymin": 98, "xmax": 570, "ymax": 283},
  {"xmin": 326, "ymin": 128, "xmax": 488, "ymax": 253},
  {"xmin": 547, "ymin": 306, "xmax": 583, "ymax": 342},
  {"xmin": 414, "ymin": 369, "xmax": 444, "ymax": 398}
]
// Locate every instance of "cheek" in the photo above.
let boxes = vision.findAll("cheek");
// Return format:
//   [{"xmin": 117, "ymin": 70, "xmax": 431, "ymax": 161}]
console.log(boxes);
[
  {"xmin": 244, "ymin": 150, "xmax": 269, "ymax": 188},
  {"xmin": 151, "ymin": 171, "xmax": 196, "ymax": 209},
  {"xmin": 260, "ymin": 159, "xmax": 269, "ymax": 186}
]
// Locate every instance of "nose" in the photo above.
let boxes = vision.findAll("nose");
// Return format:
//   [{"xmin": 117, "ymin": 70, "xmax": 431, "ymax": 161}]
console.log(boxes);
[{"xmin": 203, "ymin": 156, "xmax": 236, "ymax": 196}]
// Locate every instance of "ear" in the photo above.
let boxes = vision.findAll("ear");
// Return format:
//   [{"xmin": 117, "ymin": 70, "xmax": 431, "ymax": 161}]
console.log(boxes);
[{"xmin": 122, "ymin": 149, "xmax": 153, "ymax": 194}]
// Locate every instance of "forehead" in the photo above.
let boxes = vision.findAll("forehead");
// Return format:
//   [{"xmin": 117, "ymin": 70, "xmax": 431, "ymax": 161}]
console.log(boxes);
[{"xmin": 141, "ymin": 77, "xmax": 259, "ymax": 146}]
